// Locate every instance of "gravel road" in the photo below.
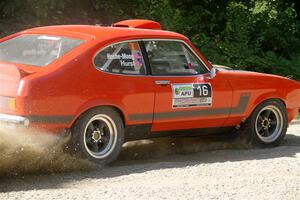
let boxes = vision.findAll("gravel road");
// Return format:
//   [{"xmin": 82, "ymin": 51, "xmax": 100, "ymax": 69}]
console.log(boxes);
[{"xmin": 0, "ymin": 122, "xmax": 299, "ymax": 200}]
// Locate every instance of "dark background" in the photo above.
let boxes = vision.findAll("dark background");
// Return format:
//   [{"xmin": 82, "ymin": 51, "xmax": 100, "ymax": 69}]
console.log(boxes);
[{"xmin": 0, "ymin": 0, "xmax": 299, "ymax": 80}]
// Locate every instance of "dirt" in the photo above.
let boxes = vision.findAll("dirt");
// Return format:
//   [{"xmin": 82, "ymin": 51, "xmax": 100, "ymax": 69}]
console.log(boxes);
[
  {"xmin": 0, "ymin": 122, "xmax": 299, "ymax": 199},
  {"xmin": 0, "ymin": 124, "xmax": 93, "ymax": 176}
]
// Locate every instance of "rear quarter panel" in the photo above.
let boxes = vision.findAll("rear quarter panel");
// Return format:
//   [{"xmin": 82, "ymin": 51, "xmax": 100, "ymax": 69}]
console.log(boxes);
[{"xmin": 19, "ymin": 43, "xmax": 155, "ymax": 132}]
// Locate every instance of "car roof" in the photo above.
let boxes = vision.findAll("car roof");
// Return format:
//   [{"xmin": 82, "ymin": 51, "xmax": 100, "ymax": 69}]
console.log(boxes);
[
  {"xmin": 13, "ymin": 20, "xmax": 212, "ymax": 70},
  {"xmin": 24, "ymin": 24, "xmax": 187, "ymax": 42}
]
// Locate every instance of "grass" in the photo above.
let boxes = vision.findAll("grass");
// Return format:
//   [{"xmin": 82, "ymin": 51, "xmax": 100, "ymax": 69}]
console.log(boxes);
[{"xmin": 297, "ymin": 115, "xmax": 300, "ymax": 120}]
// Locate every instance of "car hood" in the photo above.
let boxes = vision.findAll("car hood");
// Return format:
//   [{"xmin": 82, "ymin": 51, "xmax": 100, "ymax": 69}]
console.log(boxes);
[
  {"xmin": 214, "ymin": 64, "xmax": 299, "ymax": 82},
  {"xmin": 230, "ymin": 69, "xmax": 298, "ymax": 82}
]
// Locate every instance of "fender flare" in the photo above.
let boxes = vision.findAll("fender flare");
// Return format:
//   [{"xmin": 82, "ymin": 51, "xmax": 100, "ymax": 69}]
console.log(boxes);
[{"xmin": 67, "ymin": 99, "xmax": 127, "ymax": 128}]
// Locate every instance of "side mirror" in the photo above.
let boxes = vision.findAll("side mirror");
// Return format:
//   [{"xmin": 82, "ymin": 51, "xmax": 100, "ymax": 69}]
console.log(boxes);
[{"xmin": 210, "ymin": 68, "xmax": 218, "ymax": 79}]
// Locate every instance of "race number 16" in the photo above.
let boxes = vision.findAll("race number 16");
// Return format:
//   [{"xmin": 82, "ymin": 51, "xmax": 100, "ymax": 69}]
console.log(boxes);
[{"xmin": 193, "ymin": 84, "xmax": 212, "ymax": 97}]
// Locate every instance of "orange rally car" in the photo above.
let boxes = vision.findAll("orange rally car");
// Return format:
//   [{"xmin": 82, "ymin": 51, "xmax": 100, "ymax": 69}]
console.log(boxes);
[{"xmin": 0, "ymin": 19, "xmax": 300, "ymax": 164}]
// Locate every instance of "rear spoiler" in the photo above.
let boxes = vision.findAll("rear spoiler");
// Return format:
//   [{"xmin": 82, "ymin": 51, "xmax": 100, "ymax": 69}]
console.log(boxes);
[{"xmin": 112, "ymin": 19, "xmax": 162, "ymax": 30}]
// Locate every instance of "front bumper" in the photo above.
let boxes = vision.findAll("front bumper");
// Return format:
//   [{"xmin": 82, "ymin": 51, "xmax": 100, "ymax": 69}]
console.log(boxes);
[{"xmin": 0, "ymin": 113, "xmax": 29, "ymax": 126}]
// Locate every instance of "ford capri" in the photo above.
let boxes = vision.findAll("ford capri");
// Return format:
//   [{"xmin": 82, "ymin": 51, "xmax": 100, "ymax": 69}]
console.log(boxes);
[{"xmin": 0, "ymin": 19, "xmax": 299, "ymax": 164}]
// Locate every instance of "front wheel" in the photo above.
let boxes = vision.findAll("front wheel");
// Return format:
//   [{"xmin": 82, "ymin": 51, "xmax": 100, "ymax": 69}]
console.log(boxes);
[
  {"xmin": 71, "ymin": 107, "xmax": 124, "ymax": 165},
  {"xmin": 247, "ymin": 100, "xmax": 288, "ymax": 147}
]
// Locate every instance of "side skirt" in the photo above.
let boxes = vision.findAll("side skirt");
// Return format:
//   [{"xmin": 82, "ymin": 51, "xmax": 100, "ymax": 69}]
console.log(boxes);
[{"xmin": 124, "ymin": 124, "xmax": 236, "ymax": 141}]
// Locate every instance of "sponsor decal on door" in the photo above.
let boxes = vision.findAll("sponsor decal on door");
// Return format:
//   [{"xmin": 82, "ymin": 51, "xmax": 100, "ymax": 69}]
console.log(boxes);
[{"xmin": 172, "ymin": 83, "xmax": 212, "ymax": 108}]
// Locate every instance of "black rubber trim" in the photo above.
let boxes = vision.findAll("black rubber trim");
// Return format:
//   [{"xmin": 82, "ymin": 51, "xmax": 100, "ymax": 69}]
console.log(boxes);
[
  {"xmin": 128, "ymin": 94, "xmax": 250, "ymax": 121},
  {"xmin": 28, "ymin": 115, "xmax": 73, "ymax": 124},
  {"xmin": 125, "ymin": 124, "xmax": 152, "ymax": 141},
  {"xmin": 27, "ymin": 94, "xmax": 250, "ymax": 125},
  {"xmin": 124, "ymin": 124, "xmax": 236, "ymax": 141},
  {"xmin": 139, "ymin": 41, "xmax": 152, "ymax": 75},
  {"xmin": 231, "ymin": 95, "xmax": 250, "ymax": 114}
]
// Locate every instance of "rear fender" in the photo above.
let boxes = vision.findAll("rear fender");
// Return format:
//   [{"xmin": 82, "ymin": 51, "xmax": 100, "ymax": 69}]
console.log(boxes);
[{"xmin": 69, "ymin": 99, "xmax": 128, "ymax": 129}]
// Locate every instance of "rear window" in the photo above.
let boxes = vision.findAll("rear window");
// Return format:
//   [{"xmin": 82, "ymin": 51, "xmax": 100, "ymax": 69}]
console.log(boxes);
[
  {"xmin": 0, "ymin": 34, "xmax": 83, "ymax": 67},
  {"xmin": 94, "ymin": 41, "xmax": 146, "ymax": 75}
]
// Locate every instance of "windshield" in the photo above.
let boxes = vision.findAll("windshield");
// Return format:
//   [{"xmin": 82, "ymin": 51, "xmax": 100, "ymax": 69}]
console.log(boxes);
[{"xmin": 0, "ymin": 34, "xmax": 83, "ymax": 67}]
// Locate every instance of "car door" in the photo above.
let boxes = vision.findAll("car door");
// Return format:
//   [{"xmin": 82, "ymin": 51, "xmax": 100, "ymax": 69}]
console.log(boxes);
[{"xmin": 143, "ymin": 40, "xmax": 233, "ymax": 132}]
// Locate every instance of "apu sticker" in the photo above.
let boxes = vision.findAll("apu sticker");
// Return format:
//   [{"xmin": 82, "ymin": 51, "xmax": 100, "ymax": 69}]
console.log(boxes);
[{"xmin": 172, "ymin": 83, "xmax": 212, "ymax": 108}]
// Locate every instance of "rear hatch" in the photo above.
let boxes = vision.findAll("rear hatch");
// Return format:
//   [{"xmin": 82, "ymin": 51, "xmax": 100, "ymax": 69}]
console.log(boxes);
[
  {"xmin": 0, "ymin": 34, "xmax": 84, "ymax": 96},
  {"xmin": 0, "ymin": 33, "xmax": 83, "ymax": 114}
]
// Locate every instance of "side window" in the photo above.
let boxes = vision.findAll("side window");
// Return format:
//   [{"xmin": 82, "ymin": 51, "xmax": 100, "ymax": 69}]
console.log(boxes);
[
  {"xmin": 144, "ymin": 40, "xmax": 209, "ymax": 76},
  {"xmin": 94, "ymin": 41, "xmax": 146, "ymax": 75}
]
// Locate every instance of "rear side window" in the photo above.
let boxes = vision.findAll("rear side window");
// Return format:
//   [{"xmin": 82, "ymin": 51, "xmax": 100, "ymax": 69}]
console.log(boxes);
[
  {"xmin": 144, "ymin": 40, "xmax": 209, "ymax": 76},
  {"xmin": 0, "ymin": 34, "xmax": 83, "ymax": 67},
  {"xmin": 94, "ymin": 41, "xmax": 146, "ymax": 75}
]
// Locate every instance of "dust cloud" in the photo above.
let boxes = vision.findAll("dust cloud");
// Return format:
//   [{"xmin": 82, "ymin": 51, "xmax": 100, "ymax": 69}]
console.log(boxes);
[
  {"xmin": 0, "ymin": 123, "xmax": 251, "ymax": 176},
  {"xmin": 0, "ymin": 124, "xmax": 93, "ymax": 177}
]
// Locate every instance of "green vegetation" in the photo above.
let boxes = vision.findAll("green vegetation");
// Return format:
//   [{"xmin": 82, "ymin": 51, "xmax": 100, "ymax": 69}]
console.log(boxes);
[{"xmin": 0, "ymin": 0, "xmax": 299, "ymax": 80}]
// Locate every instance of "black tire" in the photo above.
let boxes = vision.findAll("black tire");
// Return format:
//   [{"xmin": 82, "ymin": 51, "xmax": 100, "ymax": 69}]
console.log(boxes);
[
  {"xmin": 243, "ymin": 99, "xmax": 288, "ymax": 147},
  {"xmin": 70, "ymin": 107, "xmax": 124, "ymax": 165}
]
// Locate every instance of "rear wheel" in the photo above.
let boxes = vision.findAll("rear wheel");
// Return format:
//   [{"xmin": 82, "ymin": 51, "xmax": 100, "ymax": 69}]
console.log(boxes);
[
  {"xmin": 246, "ymin": 100, "xmax": 288, "ymax": 147},
  {"xmin": 71, "ymin": 107, "xmax": 124, "ymax": 165}
]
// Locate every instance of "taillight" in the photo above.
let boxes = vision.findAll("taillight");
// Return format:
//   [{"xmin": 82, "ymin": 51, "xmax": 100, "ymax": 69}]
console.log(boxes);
[
  {"xmin": 0, "ymin": 96, "xmax": 16, "ymax": 111},
  {"xmin": 8, "ymin": 98, "xmax": 16, "ymax": 110}
]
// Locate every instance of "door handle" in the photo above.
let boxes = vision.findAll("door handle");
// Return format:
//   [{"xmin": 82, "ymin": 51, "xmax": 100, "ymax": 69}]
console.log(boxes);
[{"xmin": 155, "ymin": 80, "xmax": 170, "ymax": 85}]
